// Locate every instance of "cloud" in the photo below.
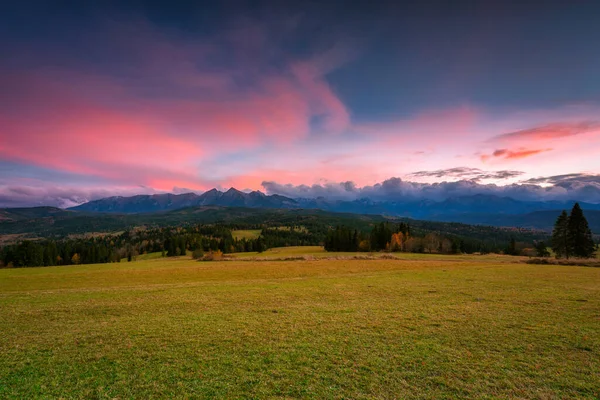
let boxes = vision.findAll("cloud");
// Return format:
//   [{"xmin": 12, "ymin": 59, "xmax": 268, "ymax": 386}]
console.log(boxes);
[
  {"xmin": 3, "ymin": 172, "xmax": 600, "ymax": 208},
  {"xmin": 262, "ymin": 176, "xmax": 600, "ymax": 203},
  {"xmin": 480, "ymin": 148, "xmax": 552, "ymax": 162},
  {"xmin": 523, "ymin": 173, "xmax": 600, "ymax": 187},
  {"xmin": 490, "ymin": 121, "xmax": 600, "ymax": 142},
  {"xmin": 409, "ymin": 167, "xmax": 524, "ymax": 181},
  {"xmin": 0, "ymin": 185, "xmax": 161, "ymax": 208},
  {"xmin": 0, "ymin": 15, "xmax": 353, "ymax": 192},
  {"xmin": 2, "ymin": 10, "xmax": 600, "ymax": 206}
]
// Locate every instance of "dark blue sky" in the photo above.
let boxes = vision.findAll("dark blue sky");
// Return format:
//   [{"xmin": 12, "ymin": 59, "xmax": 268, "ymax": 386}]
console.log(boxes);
[{"xmin": 4, "ymin": 0, "xmax": 599, "ymax": 117}]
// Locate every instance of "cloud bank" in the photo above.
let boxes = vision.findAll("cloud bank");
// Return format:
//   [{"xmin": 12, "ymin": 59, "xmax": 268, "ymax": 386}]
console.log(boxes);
[
  {"xmin": 0, "ymin": 185, "xmax": 162, "ymax": 209},
  {"xmin": 262, "ymin": 174, "xmax": 600, "ymax": 203},
  {"xmin": 1, "ymin": 172, "xmax": 599, "ymax": 208},
  {"xmin": 409, "ymin": 167, "xmax": 524, "ymax": 181}
]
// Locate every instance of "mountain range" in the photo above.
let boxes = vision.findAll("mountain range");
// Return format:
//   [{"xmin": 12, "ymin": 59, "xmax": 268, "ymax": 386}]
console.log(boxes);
[
  {"xmin": 68, "ymin": 188, "xmax": 600, "ymax": 231},
  {"xmin": 70, "ymin": 188, "xmax": 297, "ymax": 213}
]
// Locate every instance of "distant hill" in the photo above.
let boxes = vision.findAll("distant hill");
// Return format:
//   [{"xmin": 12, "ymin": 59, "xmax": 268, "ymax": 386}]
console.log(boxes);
[
  {"xmin": 0, "ymin": 205, "xmax": 549, "ymax": 248},
  {"xmin": 69, "ymin": 188, "xmax": 298, "ymax": 213},
  {"xmin": 442, "ymin": 209, "xmax": 600, "ymax": 232},
  {"xmin": 65, "ymin": 189, "xmax": 600, "ymax": 233},
  {"xmin": 0, "ymin": 206, "xmax": 375, "ymax": 237},
  {"xmin": 0, "ymin": 207, "xmax": 75, "ymax": 222}
]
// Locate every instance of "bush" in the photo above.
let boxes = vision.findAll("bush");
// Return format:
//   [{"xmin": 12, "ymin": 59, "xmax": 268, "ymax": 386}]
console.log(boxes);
[
  {"xmin": 192, "ymin": 249, "xmax": 204, "ymax": 260},
  {"xmin": 202, "ymin": 249, "xmax": 223, "ymax": 261}
]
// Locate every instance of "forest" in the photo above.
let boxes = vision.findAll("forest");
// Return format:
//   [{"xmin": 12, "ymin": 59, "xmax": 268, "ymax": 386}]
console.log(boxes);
[
  {"xmin": 0, "ymin": 224, "xmax": 322, "ymax": 268},
  {"xmin": 1, "ymin": 212, "xmax": 560, "ymax": 268}
]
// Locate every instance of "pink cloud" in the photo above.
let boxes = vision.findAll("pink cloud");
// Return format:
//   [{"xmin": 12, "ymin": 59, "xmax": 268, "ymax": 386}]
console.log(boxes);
[
  {"xmin": 0, "ymin": 17, "xmax": 354, "ymax": 191},
  {"xmin": 480, "ymin": 148, "xmax": 552, "ymax": 162},
  {"xmin": 0, "ymin": 75, "xmax": 202, "ymax": 180},
  {"xmin": 218, "ymin": 162, "xmax": 387, "ymax": 191},
  {"xmin": 490, "ymin": 121, "xmax": 600, "ymax": 142},
  {"xmin": 290, "ymin": 61, "xmax": 350, "ymax": 134}
]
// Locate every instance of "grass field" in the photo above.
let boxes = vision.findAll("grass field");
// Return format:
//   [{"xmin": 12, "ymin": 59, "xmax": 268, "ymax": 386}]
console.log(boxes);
[
  {"xmin": 0, "ymin": 250, "xmax": 598, "ymax": 398},
  {"xmin": 231, "ymin": 229, "xmax": 262, "ymax": 240}
]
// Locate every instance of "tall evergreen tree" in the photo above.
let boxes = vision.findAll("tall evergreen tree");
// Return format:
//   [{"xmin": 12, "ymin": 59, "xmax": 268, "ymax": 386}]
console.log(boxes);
[
  {"xmin": 567, "ymin": 203, "xmax": 595, "ymax": 258},
  {"xmin": 551, "ymin": 210, "xmax": 570, "ymax": 259}
]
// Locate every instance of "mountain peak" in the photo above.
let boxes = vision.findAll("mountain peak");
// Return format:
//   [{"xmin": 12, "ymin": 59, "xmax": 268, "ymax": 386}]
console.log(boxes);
[
  {"xmin": 202, "ymin": 188, "xmax": 221, "ymax": 195},
  {"xmin": 68, "ymin": 188, "xmax": 297, "ymax": 213}
]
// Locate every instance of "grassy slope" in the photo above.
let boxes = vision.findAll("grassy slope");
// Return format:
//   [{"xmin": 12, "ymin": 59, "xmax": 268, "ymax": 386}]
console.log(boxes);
[
  {"xmin": 0, "ymin": 254, "xmax": 598, "ymax": 399},
  {"xmin": 227, "ymin": 246, "xmax": 532, "ymax": 261},
  {"xmin": 231, "ymin": 229, "xmax": 262, "ymax": 240}
]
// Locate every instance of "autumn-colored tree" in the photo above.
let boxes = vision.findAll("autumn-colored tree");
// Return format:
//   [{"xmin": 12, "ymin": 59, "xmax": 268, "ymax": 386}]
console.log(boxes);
[
  {"xmin": 71, "ymin": 253, "xmax": 81, "ymax": 265},
  {"xmin": 389, "ymin": 232, "xmax": 404, "ymax": 252},
  {"xmin": 204, "ymin": 249, "xmax": 223, "ymax": 261},
  {"xmin": 358, "ymin": 240, "xmax": 371, "ymax": 252}
]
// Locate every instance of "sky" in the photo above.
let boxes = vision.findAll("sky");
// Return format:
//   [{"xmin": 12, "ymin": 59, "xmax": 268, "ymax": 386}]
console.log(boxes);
[{"xmin": 1, "ymin": 0, "xmax": 600, "ymax": 207}]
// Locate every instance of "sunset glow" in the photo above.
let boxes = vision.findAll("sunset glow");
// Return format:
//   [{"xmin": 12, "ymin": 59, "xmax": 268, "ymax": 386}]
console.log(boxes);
[{"xmin": 1, "ymin": 1, "xmax": 599, "ymax": 207}]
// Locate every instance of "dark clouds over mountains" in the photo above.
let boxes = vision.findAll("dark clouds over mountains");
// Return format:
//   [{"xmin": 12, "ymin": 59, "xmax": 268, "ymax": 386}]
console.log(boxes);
[
  {"xmin": 262, "ymin": 172, "xmax": 600, "ymax": 204},
  {"xmin": 1, "ymin": 169, "xmax": 599, "ymax": 209}
]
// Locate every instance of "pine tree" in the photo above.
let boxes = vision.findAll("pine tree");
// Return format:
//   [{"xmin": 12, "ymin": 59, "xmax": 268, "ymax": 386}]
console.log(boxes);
[
  {"xmin": 567, "ymin": 203, "xmax": 596, "ymax": 258},
  {"xmin": 551, "ymin": 210, "xmax": 570, "ymax": 259},
  {"xmin": 534, "ymin": 241, "xmax": 550, "ymax": 257}
]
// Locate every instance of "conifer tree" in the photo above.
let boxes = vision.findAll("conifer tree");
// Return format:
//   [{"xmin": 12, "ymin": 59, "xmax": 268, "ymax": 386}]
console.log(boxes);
[
  {"xmin": 534, "ymin": 241, "xmax": 550, "ymax": 257},
  {"xmin": 567, "ymin": 203, "xmax": 595, "ymax": 258},
  {"xmin": 551, "ymin": 210, "xmax": 569, "ymax": 259}
]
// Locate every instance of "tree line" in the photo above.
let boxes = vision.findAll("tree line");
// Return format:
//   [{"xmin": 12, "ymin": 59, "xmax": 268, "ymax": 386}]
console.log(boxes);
[
  {"xmin": 325, "ymin": 215, "xmax": 596, "ymax": 257},
  {"xmin": 1, "ymin": 211, "xmax": 574, "ymax": 267},
  {"xmin": 325, "ymin": 222, "xmax": 502, "ymax": 254},
  {"xmin": 0, "ymin": 223, "xmax": 325, "ymax": 268}
]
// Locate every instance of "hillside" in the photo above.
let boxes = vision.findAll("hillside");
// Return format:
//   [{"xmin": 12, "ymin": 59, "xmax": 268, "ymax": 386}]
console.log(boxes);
[
  {"xmin": 432, "ymin": 209, "xmax": 600, "ymax": 232},
  {"xmin": 0, "ymin": 207, "xmax": 74, "ymax": 221},
  {"xmin": 67, "ymin": 189, "xmax": 600, "ymax": 232},
  {"xmin": 0, "ymin": 205, "xmax": 548, "ymax": 250}
]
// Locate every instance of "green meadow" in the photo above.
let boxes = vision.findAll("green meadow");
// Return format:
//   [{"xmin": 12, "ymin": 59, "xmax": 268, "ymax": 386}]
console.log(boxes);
[
  {"xmin": 0, "ymin": 249, "xmax": 598, "ymax": 399},
  {"xmin": 231, "ymin": 230, "xmax": 262, "ymax": 241}
]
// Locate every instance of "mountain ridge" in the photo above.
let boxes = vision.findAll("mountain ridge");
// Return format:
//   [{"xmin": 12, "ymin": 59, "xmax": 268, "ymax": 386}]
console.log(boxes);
[
  {"xmin": 64, "ymin": 188, "xmax": 600, "ymax": 231},
  {"xmin": 69, "ymin": 189, "xmax": 298, "ymax": 213}
]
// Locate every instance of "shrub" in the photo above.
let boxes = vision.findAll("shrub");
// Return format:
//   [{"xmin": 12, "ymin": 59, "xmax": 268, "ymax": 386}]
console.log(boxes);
[
  {"xmin": 202, "ymin": 249, "xmax": 223, "ymax": 261},
  {"xmin": 192, "ymin": 249, "xmax": 204, "ymax": 260}
]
